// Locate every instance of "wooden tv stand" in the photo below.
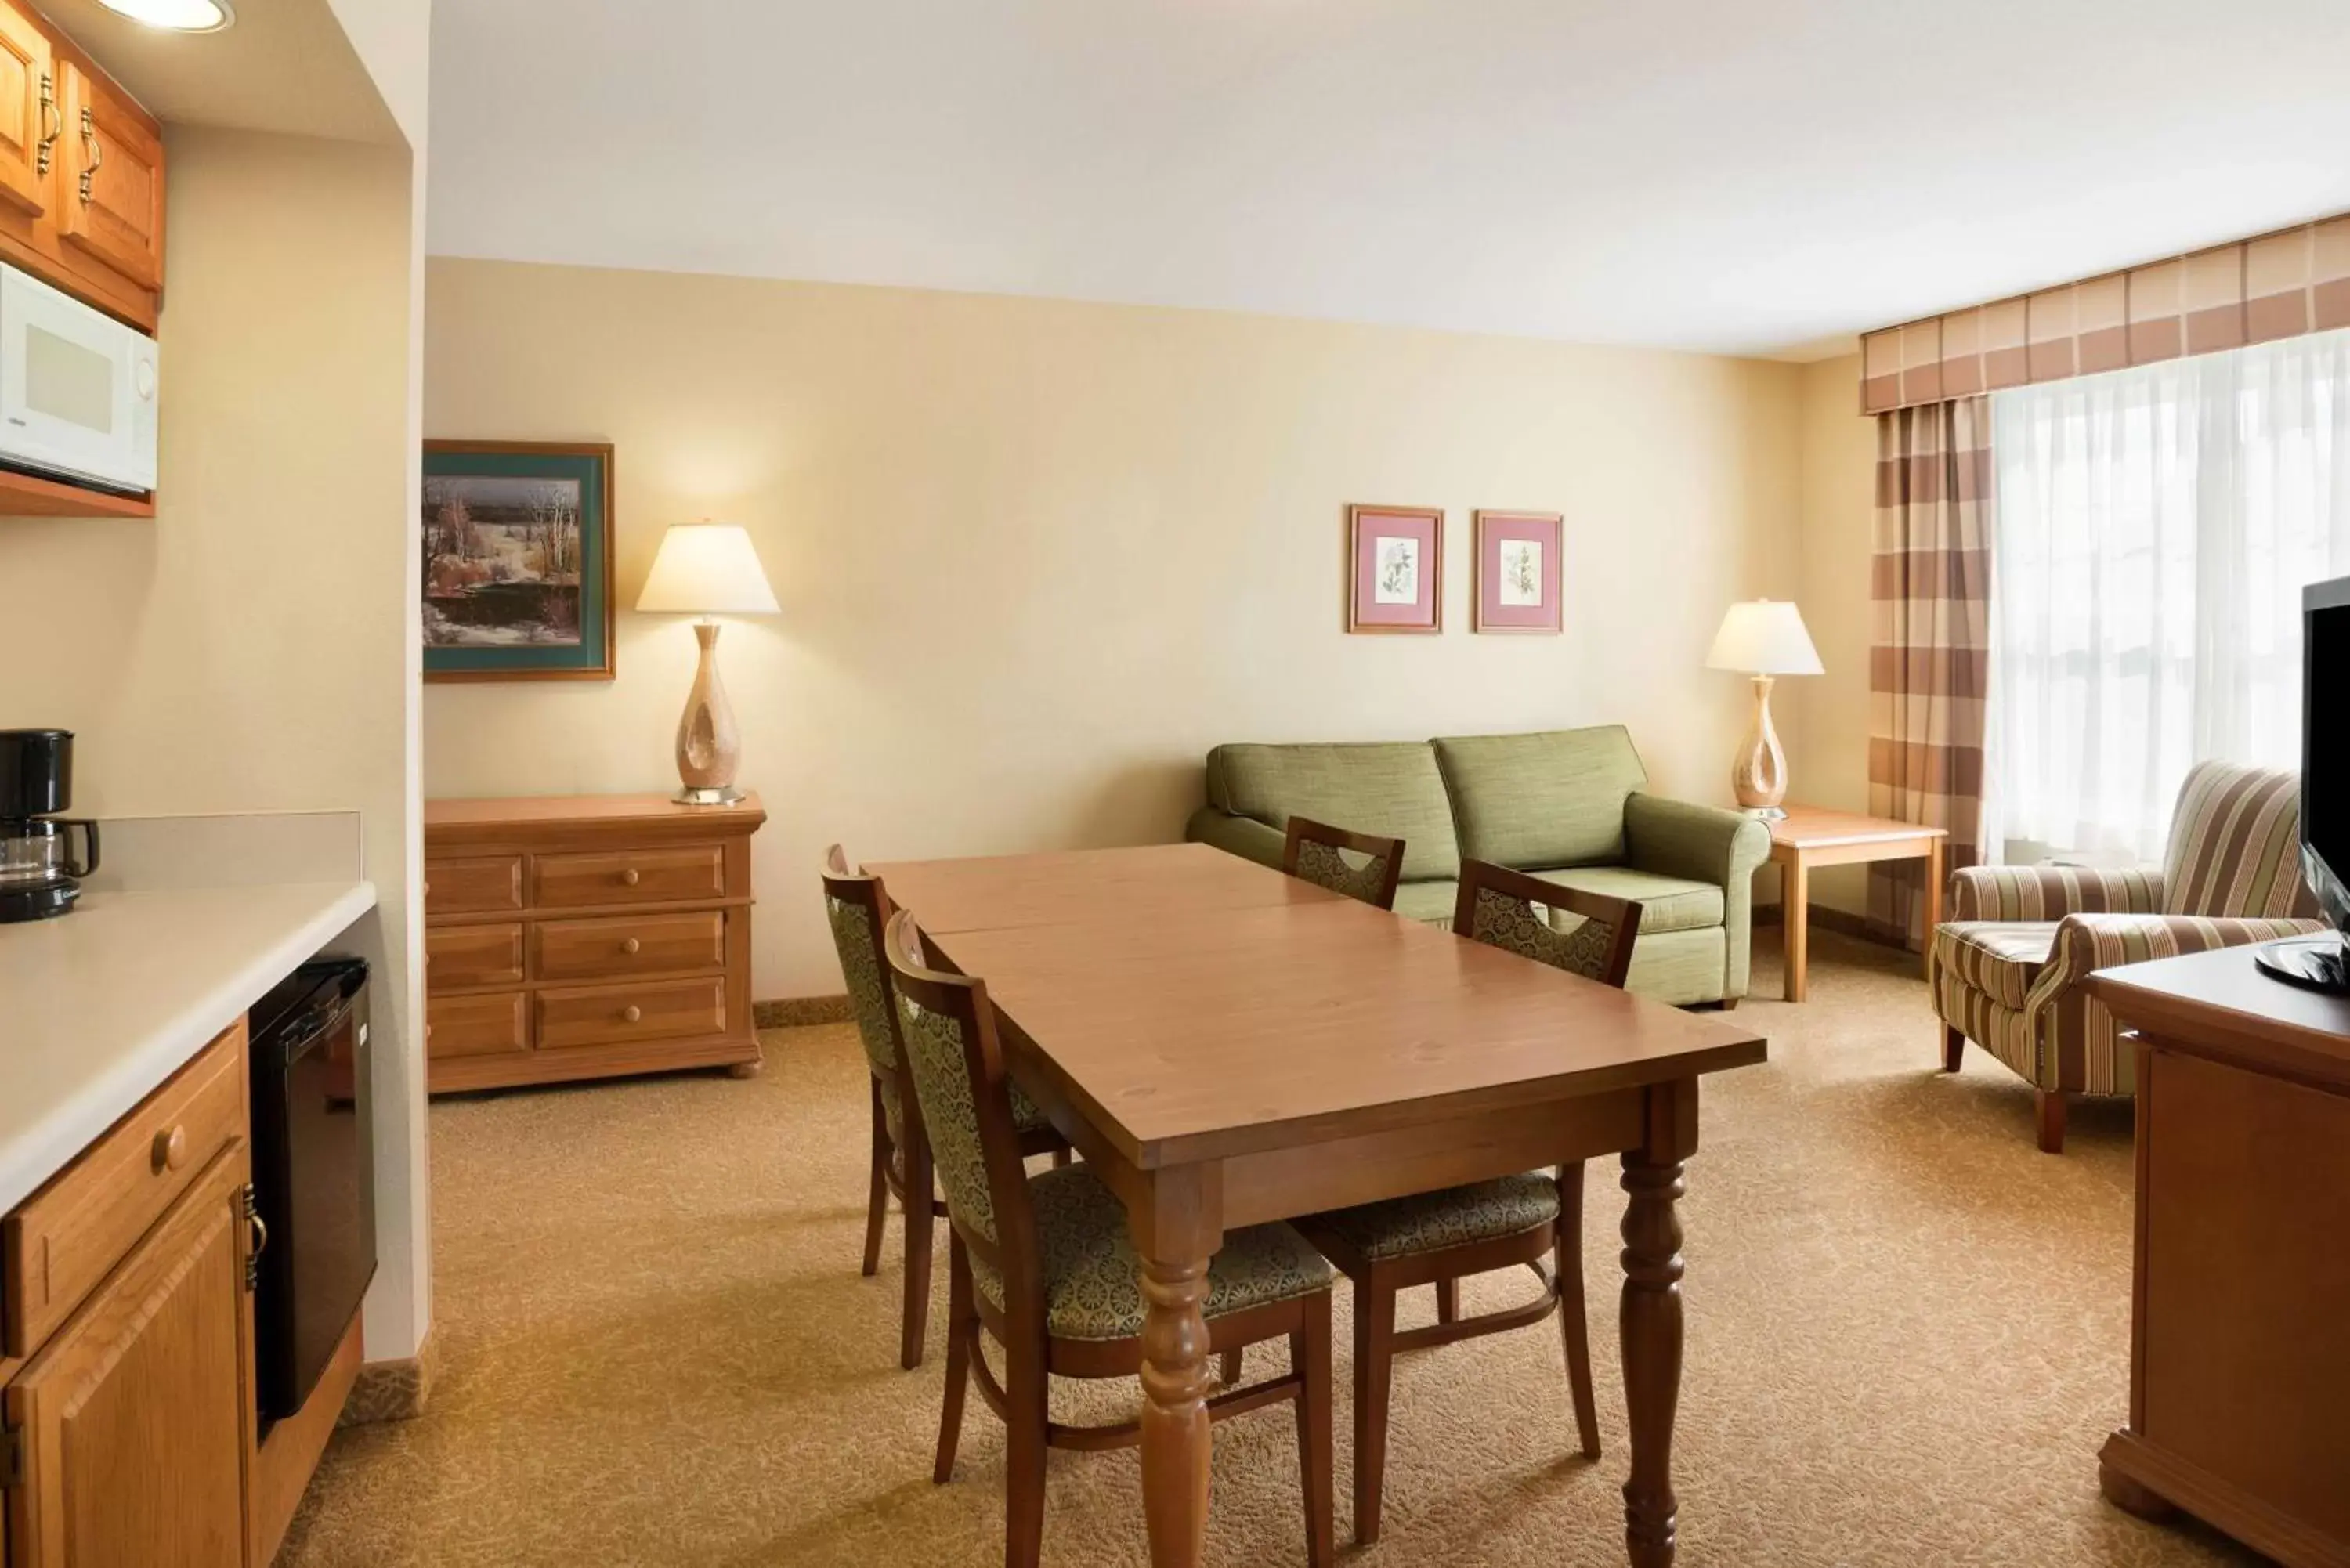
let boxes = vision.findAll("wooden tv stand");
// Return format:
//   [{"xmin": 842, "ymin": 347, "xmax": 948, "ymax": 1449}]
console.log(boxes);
[{"xmin": 2088, "ymin": 944, "xmax": 2350, "ymax": 1568}]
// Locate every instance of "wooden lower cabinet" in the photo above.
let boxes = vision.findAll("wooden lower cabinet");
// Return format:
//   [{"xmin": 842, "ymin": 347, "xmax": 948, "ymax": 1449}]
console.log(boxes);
[
  {"xmin": 423, "ymin": 793, "xmax": 766, "ymax": 1093},
  {"xmin": 5, "ymin": 1143, "xmax": 251, "ymax": 1568},
  {"xmin": 2, "ymin": 1021, "xmax": 259, "ymax": 1568}
]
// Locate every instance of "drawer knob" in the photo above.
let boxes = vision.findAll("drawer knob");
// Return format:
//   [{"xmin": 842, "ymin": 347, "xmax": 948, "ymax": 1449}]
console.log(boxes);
[
  {"xmin": 422, "ymin": 880, "xmax": 432, "ymax": 897},
  {"xmin": 621, "ymin": 937, "xmax": 642, "ymax": 956},
  {"xmin": 620, "ymin": 868, "xmax": 642, "ymax": 887},
  {"xmin": 152, "ymin": 1125, "xmax": 188, "ymax": 1173},
  {"xmin": 621, "ymin": 1004, "xmax": 643, "ymax": 1024}
]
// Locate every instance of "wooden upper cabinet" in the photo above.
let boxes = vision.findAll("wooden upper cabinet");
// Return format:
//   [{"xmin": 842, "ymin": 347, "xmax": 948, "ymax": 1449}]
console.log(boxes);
[
  {"xmin": 2, "ymin": 1144, "xmax": 254, "ymax": 1568},
  {"xmin": 0, "ymin": 6, "xmax": 52, "ymax": 219},
  {"xmin": 56, "ymin": 60, "xmax": 161, "ymax": 293}
]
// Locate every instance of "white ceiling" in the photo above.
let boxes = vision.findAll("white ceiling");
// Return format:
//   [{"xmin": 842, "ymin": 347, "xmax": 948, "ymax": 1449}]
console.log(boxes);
[{"xmin": 425, "ymin": 0, "xmax": 2350, "ymax": 360}]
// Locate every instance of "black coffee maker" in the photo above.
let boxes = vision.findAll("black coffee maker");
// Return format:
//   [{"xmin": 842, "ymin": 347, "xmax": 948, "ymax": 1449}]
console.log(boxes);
[{"xmin": 1, "ymin": 729, "xmax": 100, "ymax": 923}]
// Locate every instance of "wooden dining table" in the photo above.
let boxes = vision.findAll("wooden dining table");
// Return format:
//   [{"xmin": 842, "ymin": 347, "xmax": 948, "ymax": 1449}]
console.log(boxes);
[{"xmin": 870, "ymin": 843, "xmax": 1768, "ymax": 1568}]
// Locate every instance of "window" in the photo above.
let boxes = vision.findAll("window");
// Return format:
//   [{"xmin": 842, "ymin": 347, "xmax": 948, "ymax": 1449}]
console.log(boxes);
[{"xmin": 1987, "ymin": 329, "xmax": 2350, "ymax": 864}]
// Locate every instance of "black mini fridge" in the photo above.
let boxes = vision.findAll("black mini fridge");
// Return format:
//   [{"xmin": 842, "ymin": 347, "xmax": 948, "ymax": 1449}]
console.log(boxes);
[{"xmin": 248, "ymin": 956, "xmax": 378, "ymax": 1434}]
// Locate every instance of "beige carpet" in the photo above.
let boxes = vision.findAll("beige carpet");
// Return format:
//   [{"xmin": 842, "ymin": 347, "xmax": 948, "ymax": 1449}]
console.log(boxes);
[{"xmin": 280, "ymin": 931, "xmax": 2258, "ymax": 1567}]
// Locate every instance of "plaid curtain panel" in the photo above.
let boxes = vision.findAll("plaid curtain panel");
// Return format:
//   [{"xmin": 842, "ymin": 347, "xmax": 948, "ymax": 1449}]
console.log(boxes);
[{"xmin": 1868, "ymin": 396, "xmax": 1993, "ymax": 948}]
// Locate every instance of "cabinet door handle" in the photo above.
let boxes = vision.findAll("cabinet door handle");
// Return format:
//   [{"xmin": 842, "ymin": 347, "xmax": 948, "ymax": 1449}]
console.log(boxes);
[
  {"xmin": 77, "ymin": 106, "xmax": 99, "ymax": 206},
  {"xmin": 620, "ymin": 1004, "xmax": 642, "ymax": 1024},
  {"xmin": 620, "ymin": 868, "xmax": 642, "ymax": 887},
  {"xmin": 151, "ymin": 1124, "xmax": 187, "ymax": 1173},
  {"xmin": 621, "ymin": 937, "xmax": 641, "ymax": 955},
  {"xmin": 35, "ymin": 73, "xmax": 57, "ymax": 175},
  {"xmin": 248, "ymin": 1210, "xmax": 269, "ymax": 1259}
]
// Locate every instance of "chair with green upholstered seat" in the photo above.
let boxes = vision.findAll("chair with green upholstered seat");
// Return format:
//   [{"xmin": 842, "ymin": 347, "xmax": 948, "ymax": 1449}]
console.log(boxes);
[
  {"xmin": 819, "ymin": 846, "xmax": 1068, "ymax": 1371},
  {"xmin": 884, "ymin": 911, "xmax": 1336, "ymax": 1568},
  {"xmin": 1282, "ymin": 816, "xmax": 1405, "ymax": 909},
  {"xmin": 1292, "ymin": 858, "xmax": 1640, "ymax": 1545}
]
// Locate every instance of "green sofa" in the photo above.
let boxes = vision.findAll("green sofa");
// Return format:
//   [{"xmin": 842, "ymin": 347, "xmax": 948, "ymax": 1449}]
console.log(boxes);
[{"xmin": 1183, "ymin": 727, "xmax": 1770, "ymax": 1006}]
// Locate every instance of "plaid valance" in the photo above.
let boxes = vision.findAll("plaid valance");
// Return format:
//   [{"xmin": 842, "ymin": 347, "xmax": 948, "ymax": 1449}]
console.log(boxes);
[{"xmin": 1859, "ymin": 214, "xmax": 2350, "ymax": 414}]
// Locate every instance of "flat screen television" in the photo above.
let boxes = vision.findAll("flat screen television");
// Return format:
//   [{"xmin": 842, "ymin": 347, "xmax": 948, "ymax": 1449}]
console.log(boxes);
[{"xmin": 2255, "ymin": 573, "xmax": 2350, "ymax": 992}]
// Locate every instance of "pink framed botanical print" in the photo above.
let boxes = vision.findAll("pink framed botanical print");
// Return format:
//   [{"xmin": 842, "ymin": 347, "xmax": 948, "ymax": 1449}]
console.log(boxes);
[
  {"xmin": 1473, "ymin": 510, "xmax": 1563, "ymax": 634},
  {"xmin": 1347, "ymin": 504, "xmax": 1444, "ymax": 634}
]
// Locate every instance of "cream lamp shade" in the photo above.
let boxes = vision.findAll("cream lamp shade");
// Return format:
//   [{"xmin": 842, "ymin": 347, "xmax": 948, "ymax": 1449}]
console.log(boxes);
[
  {"xmin": 1705, "ymin": 598, "xmax": 1822, "ymax": 818},
  {"xmin": 634, "ymin": 523, "xmax": 781, "ymax": 616},
  {"xmin": 635, "ymin": 523, "xmax": 779, "ymax": 806},
  {"xmin": 1705, "ymin": 598, "xmax": 1824, "ymax": 676}
]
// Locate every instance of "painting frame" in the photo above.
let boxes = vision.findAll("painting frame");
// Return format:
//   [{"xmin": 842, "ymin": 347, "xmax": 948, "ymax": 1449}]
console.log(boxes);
[
  {"xmin": 1346, "ymin": 504, "xmax": 1444, "ymax": 634},
  {"xmin": 1473, "ymin": 510, "xmax": 1563, "ymax": 634},
  {"xmin": 422, "ymin": 439, "xmax": 616, "ymax": 682}
]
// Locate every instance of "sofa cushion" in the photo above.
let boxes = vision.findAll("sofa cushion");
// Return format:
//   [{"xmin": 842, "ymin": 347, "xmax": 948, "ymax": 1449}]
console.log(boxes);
[
  {"xmin": 1933, "ymin": 920, "xmax": 2058, "ymax": 1010},
  {"xmin": 1431, "ymin": 727, "xmax": 1648, "ymax": 870},
  {"xmin": 1206, "ymin": 742, "xmax": 1460, "ymax": 881},
  {"xmin": 1393, "ymin": 879, "xmax": 1460, "ymax": 927},
  {"xmin": 1523, "ymin": 865, "xmax": 1724, "ymax": 934}
]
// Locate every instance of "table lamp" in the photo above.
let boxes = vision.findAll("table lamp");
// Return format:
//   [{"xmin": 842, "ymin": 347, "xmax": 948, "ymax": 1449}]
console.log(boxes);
[
  {"xmin": 635, "ymin": 522, "xmax": 780, "ymax": 805},
  {"xmin": 1705, "ymin": 598, "xmax": 1823, "ymax": 819}
]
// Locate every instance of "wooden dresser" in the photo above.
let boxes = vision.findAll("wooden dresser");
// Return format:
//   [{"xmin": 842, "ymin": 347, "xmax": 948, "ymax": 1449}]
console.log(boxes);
[
  {"xmin": 2088, "ymin": 945, "xmax": 2350, "ymax": 1568},
  {"xmin": 422, "ymin": 794, "xmax": 766, "ymax": 1093}
]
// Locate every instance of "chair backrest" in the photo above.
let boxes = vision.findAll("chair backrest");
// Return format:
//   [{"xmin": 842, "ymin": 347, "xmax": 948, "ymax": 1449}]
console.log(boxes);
[
  {"xmin": 1451, "ymin": 858, "xmax": 1643, "ymax": 988},
  {"xmin": 1282, "ymin": 815, "xmax": 1405, "ymax": 910},
  {"xmin": 819, "ymin": 844, "xmax": 906, "ymax": 1085},
  {"xmin": 2160, "ymin": 762, "xmax": 2319, "ymax": 919},
  {"xmin": 881, "ymin": 911, "xmax": 1041, "ymax": 1306}
]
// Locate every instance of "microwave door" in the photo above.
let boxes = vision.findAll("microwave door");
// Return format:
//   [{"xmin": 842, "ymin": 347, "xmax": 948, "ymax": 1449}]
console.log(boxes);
[{"xmin": 0, "ymin": 269, "xmax": 136, "ymax": 490}]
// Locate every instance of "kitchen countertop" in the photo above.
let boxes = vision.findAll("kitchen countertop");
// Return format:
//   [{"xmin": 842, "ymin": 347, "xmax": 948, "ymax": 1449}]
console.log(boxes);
[{"xmin": 0, "ymin": 879, "xmax": 377, "ymax": 1215}]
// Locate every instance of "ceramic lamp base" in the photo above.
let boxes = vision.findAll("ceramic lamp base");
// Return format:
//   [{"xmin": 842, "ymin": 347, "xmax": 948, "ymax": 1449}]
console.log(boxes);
[
  {"xmin": 673, "ymin": 620, "xmax": 746, "ymax": 805},
  {"xmin": 1730, "ymin": 673, "xmax": 1791, "ymax": 814}
]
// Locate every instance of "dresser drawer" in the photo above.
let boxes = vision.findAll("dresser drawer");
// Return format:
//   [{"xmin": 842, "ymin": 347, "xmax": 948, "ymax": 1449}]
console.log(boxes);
[
  {"xmin": 425, "ymin": 856, "xmax": 524, "ymax": 916},
  {"xmin": 533, "ymin": 911, "xmax": 725, "ymax": 982},
  {"xmin": 425, "ymin": 991, "xmax": 530, "ymax": 1060},
  {"xmin": 3, "ymin": 1021, "xmax": 247, "ymax": 1358},
  {"xmin": 533, "ymin": 845, "xmax": 726, "ymax": 908},
  {"xmin": 426, "ymin": 921, "xmax": 526, "ymax": 988},
  {"xmin": 537, "ymin": 977, "xmax": 727, "ymax": 1051}
]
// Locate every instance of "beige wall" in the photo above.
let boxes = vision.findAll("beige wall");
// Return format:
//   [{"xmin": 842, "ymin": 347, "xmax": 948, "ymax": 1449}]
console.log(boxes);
[
  {"xmin": 1794, "ymin": 353, "xmax": 1878, "ymax": 916},
  {"xmin": 424, "ymin": 258, "xmax": 1813, "ymax": 998},
  {"xmin": 0, "ymin": 128, "xmax": 430, "ymax": 1358}
]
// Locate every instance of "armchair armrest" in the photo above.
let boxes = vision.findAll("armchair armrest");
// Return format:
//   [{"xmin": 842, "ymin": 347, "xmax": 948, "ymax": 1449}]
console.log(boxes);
[
  {"xmin": 1947, "ymin": 864, "xmax": 2164, "ymax": 923},
  {"xmin": 1184, "ymin": 807, "xmax": 1289, "ymax": 871},
  {"xmin": 2024, "ymin": 912, "xmax": 2330, "ymax": 1013},
  {"xmin": 1622, "ymin": 793, "xmax": 1771, "ymax": 999}
]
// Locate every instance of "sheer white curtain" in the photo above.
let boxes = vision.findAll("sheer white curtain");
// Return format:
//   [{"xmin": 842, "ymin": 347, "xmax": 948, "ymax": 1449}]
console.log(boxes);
[{"xmin": 1987, "ymin": 328, "xmax": 2350, "ymax": 864}]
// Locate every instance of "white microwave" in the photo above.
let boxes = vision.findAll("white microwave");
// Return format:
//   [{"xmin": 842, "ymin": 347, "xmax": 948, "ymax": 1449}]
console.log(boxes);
[{"xmin": 0, "ymin": 262, "xmax": 157, "ymax": 494}]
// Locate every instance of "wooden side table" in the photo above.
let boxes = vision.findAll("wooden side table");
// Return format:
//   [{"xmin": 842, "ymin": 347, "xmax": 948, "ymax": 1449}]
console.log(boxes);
[{"xmin": 1766, "ymin": 806, "xmax": 1946, "ymax": 1002}]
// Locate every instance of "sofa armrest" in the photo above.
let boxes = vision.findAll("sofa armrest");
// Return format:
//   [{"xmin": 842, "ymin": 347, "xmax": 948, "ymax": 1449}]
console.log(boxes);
[
  {"xmin": 1947, "ymin": 864, "xmax": 2164, "ymax": 923},
  {"xmin": 2025, "ymin": 912, "xmax": 2329, "ymax": 1013},
  {"xmin": 1622, "ymin": 793, "xmax": 1771, "ymax": 999},
  {"xmin": 1184, "ymin": 807, "xmax": 1289, "ymax": 871}
]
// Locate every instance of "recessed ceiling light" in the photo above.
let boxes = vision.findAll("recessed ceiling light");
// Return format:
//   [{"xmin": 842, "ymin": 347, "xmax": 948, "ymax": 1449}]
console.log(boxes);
[{"xmin": 96, "ymin": 0, "xmax": 234, "ymax": 31}]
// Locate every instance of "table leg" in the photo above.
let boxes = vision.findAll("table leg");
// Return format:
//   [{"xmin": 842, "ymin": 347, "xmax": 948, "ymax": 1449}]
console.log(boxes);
[
  {"xmin": 1133, "ymin": 1165, "xmax": 1222, "ymax": 1568},
  {"xmin": 1621, "ymin": 1086, "xmax": 1693, "ymax": 1568},
  {"xmin": 1783, "ymin": 856, "xmax": 1810, "ymax": 1003},
  {"xmin": 1922, "ymin": 836, "xmax": 1945, "ymax": 983}
]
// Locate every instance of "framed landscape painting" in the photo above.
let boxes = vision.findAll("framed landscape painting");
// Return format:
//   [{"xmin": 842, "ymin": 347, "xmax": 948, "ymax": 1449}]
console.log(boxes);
[
  {"xmin": 1347, "ymin": 504, "xmax": 1444, "ymax": 634},
  {"xmin": 1473, "ymin": 510, "xmax": 1562, "ymax": 634},
  {"xmin": 422, "ymin": 441, "xmax": 616, "ymax": 681}
]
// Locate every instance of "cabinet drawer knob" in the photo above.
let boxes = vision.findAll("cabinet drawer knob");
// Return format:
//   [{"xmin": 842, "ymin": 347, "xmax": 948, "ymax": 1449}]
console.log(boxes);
[
  {"xmin": 152, "ymin": 1125, "xmax": 188, "ymax": 1173},
  {"xmin": 621, "ymin": 1004, "xmax": 643, "ymax": 1024},
  {"xmin": 620, "ymin": 868, "xmax": 642, "ymax": 887},
  {"xmin": 621, "ymin": 937, "xmax": 642, "ymax": 955}
]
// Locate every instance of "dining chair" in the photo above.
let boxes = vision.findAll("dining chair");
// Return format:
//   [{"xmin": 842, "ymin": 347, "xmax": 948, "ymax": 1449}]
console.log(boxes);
[
  {"xmin": 884, "ymin": 910, "xmax": 1338, "ymax": 1568},
  {"xmin": 1282, "ymin": 815, "xmax": 1405, "ymax": 910},
  {"xmin": 819, "ymin": 845, "xmax": 1068, "ymax": 1370},
  {"xmin": 1291, "ymin": 857, "xmax": 1641, "ymax": 1545}
]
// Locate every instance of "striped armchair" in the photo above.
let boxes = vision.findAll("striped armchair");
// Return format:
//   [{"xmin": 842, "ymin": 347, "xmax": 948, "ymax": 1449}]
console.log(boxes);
[{"xmin": 1932, "ymin": 761, "xmax": 2323, "ymax": 1152}]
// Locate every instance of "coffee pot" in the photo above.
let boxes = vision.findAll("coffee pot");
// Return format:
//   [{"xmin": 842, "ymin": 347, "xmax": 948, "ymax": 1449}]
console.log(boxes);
[{"xmin": 1, "ymin": 729, "xmax": 99, "ymax": 923}]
